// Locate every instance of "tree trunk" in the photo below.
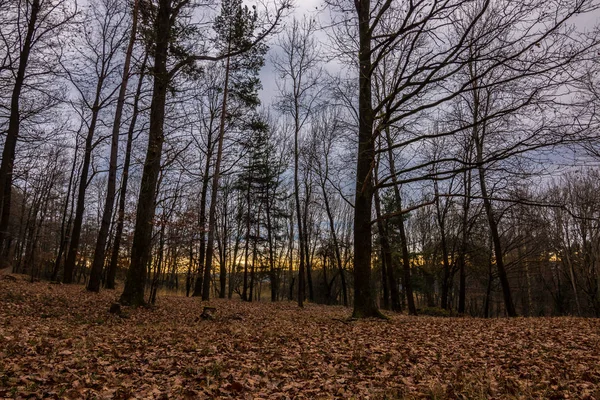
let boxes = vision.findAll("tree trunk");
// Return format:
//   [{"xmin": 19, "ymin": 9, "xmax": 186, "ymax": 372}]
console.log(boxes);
[
  {"xmin": 373, "ymin": 186, "xmax": 401, "ymax": 312},
  {"xmin": 380, "ymin": 246, "xmax": 389, "ymax": 309},
  {"xmin": 63, "ymin": 92, "xmax": 103, "ymax": 284},
  {"xmin": 52, "ymin": 136, "xmax": 79, "ymax": 281},
  {"xmin": 149, "ymin": 220, "xmax": 166, "ymax": 305},
  {"xmin": 218, "ymin": 190, "xmax": 228, "ymax": 298},
  {"xmin": 483, "ymin": 246, "xmax": 494, "ymax": 318},
  {"xmin": 0, "ymin": 0, "xmax": 40, "ymax": 264},
  {"xmin": 120, "ymin": 0, "xmax": 171, "ymax": 306},
  {"xmin": 467, "ymin": 57, "xmax": 516, "ymax": 317},
  {"xmin": 191, "ymin": 121, "xmax": 214, "ymax": 297},
  {"xmin": 88, "ymin": 0, "xmax": 139, "ymax": 292},
  {"xmin": 302, "ymin": 182, "xmax": 314, "ymax": 302},
  {"xmin": 106, "ymin": 54, "xmax": 148, "ymax": 290},
  {"xmin": 434, "ymin": 181, "xmax": 452, "ymax": 310},
  {"xmin": 397, "ymin": 203, "xmax": 417, "ymax": 315},
  {"xmin": 457, "ymin": 168, "xmax": 472, "ymax": 314},
  {"xmin": 201, "ymin": 51, "xmax": 231, "ymax": 301},
  {"xmin": 475, "ymin": 136, "xmax": 517, "ymax": 317},
  {"xmin": 287, "ymin": 210, "xmax": 294, "ymax": 301},
  {"xmin": 249, "ymin": 214, "xmax": 259, "ymax": 302},
  {"xmin": 266, "ymin": 181, "xmax": 277, "ymax": 302},
  {"xmin": 12, "ymin": 172, "xmax": 30, "ymax": 274},
  {"xmin": 382, "ymin": 126, "xmax": 416, "ymax": 315},
  {"xmin": 186, "ymin": 238, "xmax": 194, "ymax": 297},
  {"xmin": 320, "ymin": 182, "xmax": 348, "ymax": 307},
  {"xmin": 242, "ymin": 180, "xmax": 251, "ymax": 301},
  {"xmin": 352, "ymin": 0, "xmax": 383, "ymax": 319},
  {"xmin": 293, "ymin": 108, "xmax": 305, "ymax": 307},
  {"xmin": 229, "ymin": 209, "xmax": 242, "ymax": 299}
]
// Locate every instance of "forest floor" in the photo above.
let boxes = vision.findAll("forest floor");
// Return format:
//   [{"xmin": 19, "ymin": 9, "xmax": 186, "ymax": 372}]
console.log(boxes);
[{"xmin": 1, "ymin": 276, "xmax": 599, "ymax": 399}]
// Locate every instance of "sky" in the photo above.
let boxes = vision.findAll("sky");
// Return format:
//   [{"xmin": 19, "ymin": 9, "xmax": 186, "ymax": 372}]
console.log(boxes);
[
  {"xmin": 258, "ymin": 0, "xmax": 324, "ymax": 107},
  {"xmin": 257, "ymin": 1, "xmax": 600, "ymax": 107}
]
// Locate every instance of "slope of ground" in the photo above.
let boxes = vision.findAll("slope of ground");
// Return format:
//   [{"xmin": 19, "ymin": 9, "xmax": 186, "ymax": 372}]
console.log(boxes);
[{"xmin": 0, "ymin": 276, "xmax": 599, "ymax": 399}]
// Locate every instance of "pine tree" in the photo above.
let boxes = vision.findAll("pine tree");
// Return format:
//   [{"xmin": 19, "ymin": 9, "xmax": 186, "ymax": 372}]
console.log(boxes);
[
  {"xmin": 200, "ymin": 0, "xmax": 267, "ymax": 300},
  {"xmin": 236, "ymin": 115, "xmax": 287, "ymax": 301}
]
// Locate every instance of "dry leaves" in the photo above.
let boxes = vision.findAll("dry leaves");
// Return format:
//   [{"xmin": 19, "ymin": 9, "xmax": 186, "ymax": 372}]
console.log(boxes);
[{"xmin": 1, "ymin": 277, "xmax": 599, "ymax": 399}]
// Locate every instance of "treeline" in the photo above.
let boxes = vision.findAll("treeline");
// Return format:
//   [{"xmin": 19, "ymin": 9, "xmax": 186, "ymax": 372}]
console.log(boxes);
[{"xmin": 1, "ymin": 0, "xmax": 600, "ymax": 317}]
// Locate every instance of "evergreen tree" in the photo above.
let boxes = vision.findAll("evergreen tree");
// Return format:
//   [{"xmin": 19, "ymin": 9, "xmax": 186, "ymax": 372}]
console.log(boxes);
[
  {"xmin": 236, "ymin": 115, "xmax": 287, "ymax": 301},
  {"xmin": 200, "ymin": 0, "xmax": 268, "ymax": 300},
  {"xmin": 120, "ymin": 0, "xmax": 285, "ymax": 305}
]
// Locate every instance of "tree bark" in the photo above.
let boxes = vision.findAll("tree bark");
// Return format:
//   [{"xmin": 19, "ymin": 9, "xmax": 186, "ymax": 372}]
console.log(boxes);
[
  {"xmin": 120, "ymin": 0, "xmax": 171, "ymax": 306},
  {"xmin": 382, "ymin": 126, "xmax": 416, "ymax": 315},
  {"xmin": 63, "ymin": 86, "xmax": 104, "ymax": 284},
  {"xmin": 352, "ymin": 0, "xmax": 384, "ymax": 319},
  {"xmin": 106, "ymin": 54, "xmax": 148, "ymax": 290},
  {"xmin": 320, "ymin": 181, "xmax": 348, "ymax": 307},
  {"xmin": 201, "ymin": 49, "xmax": 231, "ymax": 301},
  {"xmin": 472, "ymin": 100, "xmax": 517, "ymax": 317},
  {"xmin": 302, "ymin": 181, "xmax": 314, "ymax": 302},
  {"xmin": 149, "ymin": 218, "xmax": 165, "ymax": 305},
  {"xmin": 88, "ymin": 0, "xmax": 139, "ymax": 292},
  {"xmin": 52, "ymin": 135, "xmax": 79, "ymax": 281},
  {"xmin": 397, "ymin": 201, "xmax": 417, "ymax": 315},
  {"xmin": 0, "ymin": 0, "xmax": 40, "ymax": 264},
  {"xmin": 266, "ymin": 179, "xmax": 277, "ymax": 302},
  {"xmin": 249, "ymin": 211, "xmax": 259, "ymax": 302},
  {"xmin": 218, "ymin": 187, "xmax": 228, "ymax": 298},
  {"xmin": 457, "ymin": 166, "xmax": 472, "ymax": 314},
  {"xmin": 293, "ymin": 102, "xmax": 306, "ymax": 307},
  {"xmin": 242, "ymin": 170, "xmax": 251, "ymax": 301},
  {"xmin": 287, "ymin": 210, "xmax": 294, "ymax": 301},
  {"xmin": 477, "ymin": 163, "xmax": 517, "ymax": 317},
  {"xmin": 374, "ymin": 186, "xmax": 401, "ymax": 312},
  {"xmin": 434, "ymin": 181, "xmax": 452, "ymax": 310},
  {"xmin": 191, "ymin": 116, "xmax": 214, "ymax": 297}
]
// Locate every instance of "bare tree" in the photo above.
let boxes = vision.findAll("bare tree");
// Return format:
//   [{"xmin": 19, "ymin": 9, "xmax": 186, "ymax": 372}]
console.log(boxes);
[
  {"xmin": 308, "ymin": 109, "xmax": 349, "ymax": 307},
  {"xmin": 0, "ymin": 0, "xmax": 76, "ymax": 265},
  {"xmin": 88, "ymin": 0, "xmax": 140, "ymax": 292},
  {"xmin": 272, "ymin": 16, "xmax": 322, "ymax": 307},
  {"xmin": 62, "ymin": 0, "xmax": 129, "ymax": 284},
  {"xmin": 121, "ymin": 0, "xmax": 289, "ymax": 306}
]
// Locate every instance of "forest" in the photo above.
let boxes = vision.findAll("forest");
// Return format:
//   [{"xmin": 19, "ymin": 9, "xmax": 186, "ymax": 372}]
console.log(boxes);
[
  {"xmin": 2, "ymin": 0, "xmax": 600, "ymax": 398},
  {"xmin": 2, "ymin": 0, "xmax": 600, "ymax": 319}
]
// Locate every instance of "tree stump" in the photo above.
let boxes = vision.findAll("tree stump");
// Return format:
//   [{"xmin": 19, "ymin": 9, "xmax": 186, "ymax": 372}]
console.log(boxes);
[
  {"xmin": 109, "ymin": 303, "xmax": 122, "ymax": 316},
  {"xmin": 200, "ymin": 306, "xmax": 217, "ymax": 320}
]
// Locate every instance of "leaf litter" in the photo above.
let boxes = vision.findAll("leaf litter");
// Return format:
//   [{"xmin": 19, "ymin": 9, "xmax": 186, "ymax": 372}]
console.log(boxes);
[{"xmin": 1, "ymin": 277, "xmax": 599, "ymax": 399}]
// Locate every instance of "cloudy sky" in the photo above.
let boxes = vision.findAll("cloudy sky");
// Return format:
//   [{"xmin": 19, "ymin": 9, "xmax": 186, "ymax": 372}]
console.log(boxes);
[
  {"xmin": 258, "ymin": 0, "xmax": 326, "ymax": 106},
  {"xmin": 257, "ymin": 1, "xmax": 600, "ymax": 107}
]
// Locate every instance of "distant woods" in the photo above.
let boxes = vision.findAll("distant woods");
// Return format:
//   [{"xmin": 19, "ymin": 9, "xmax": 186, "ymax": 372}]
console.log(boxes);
[{"xmin": 1, "ymin": 0, "xmax": 600, "ymax": 317}]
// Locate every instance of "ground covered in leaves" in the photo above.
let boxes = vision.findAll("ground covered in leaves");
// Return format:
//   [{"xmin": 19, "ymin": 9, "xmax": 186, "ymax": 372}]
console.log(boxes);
[{"xmin": 1, "ymin": 277, "xmax": 599, "ymax": 399}]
